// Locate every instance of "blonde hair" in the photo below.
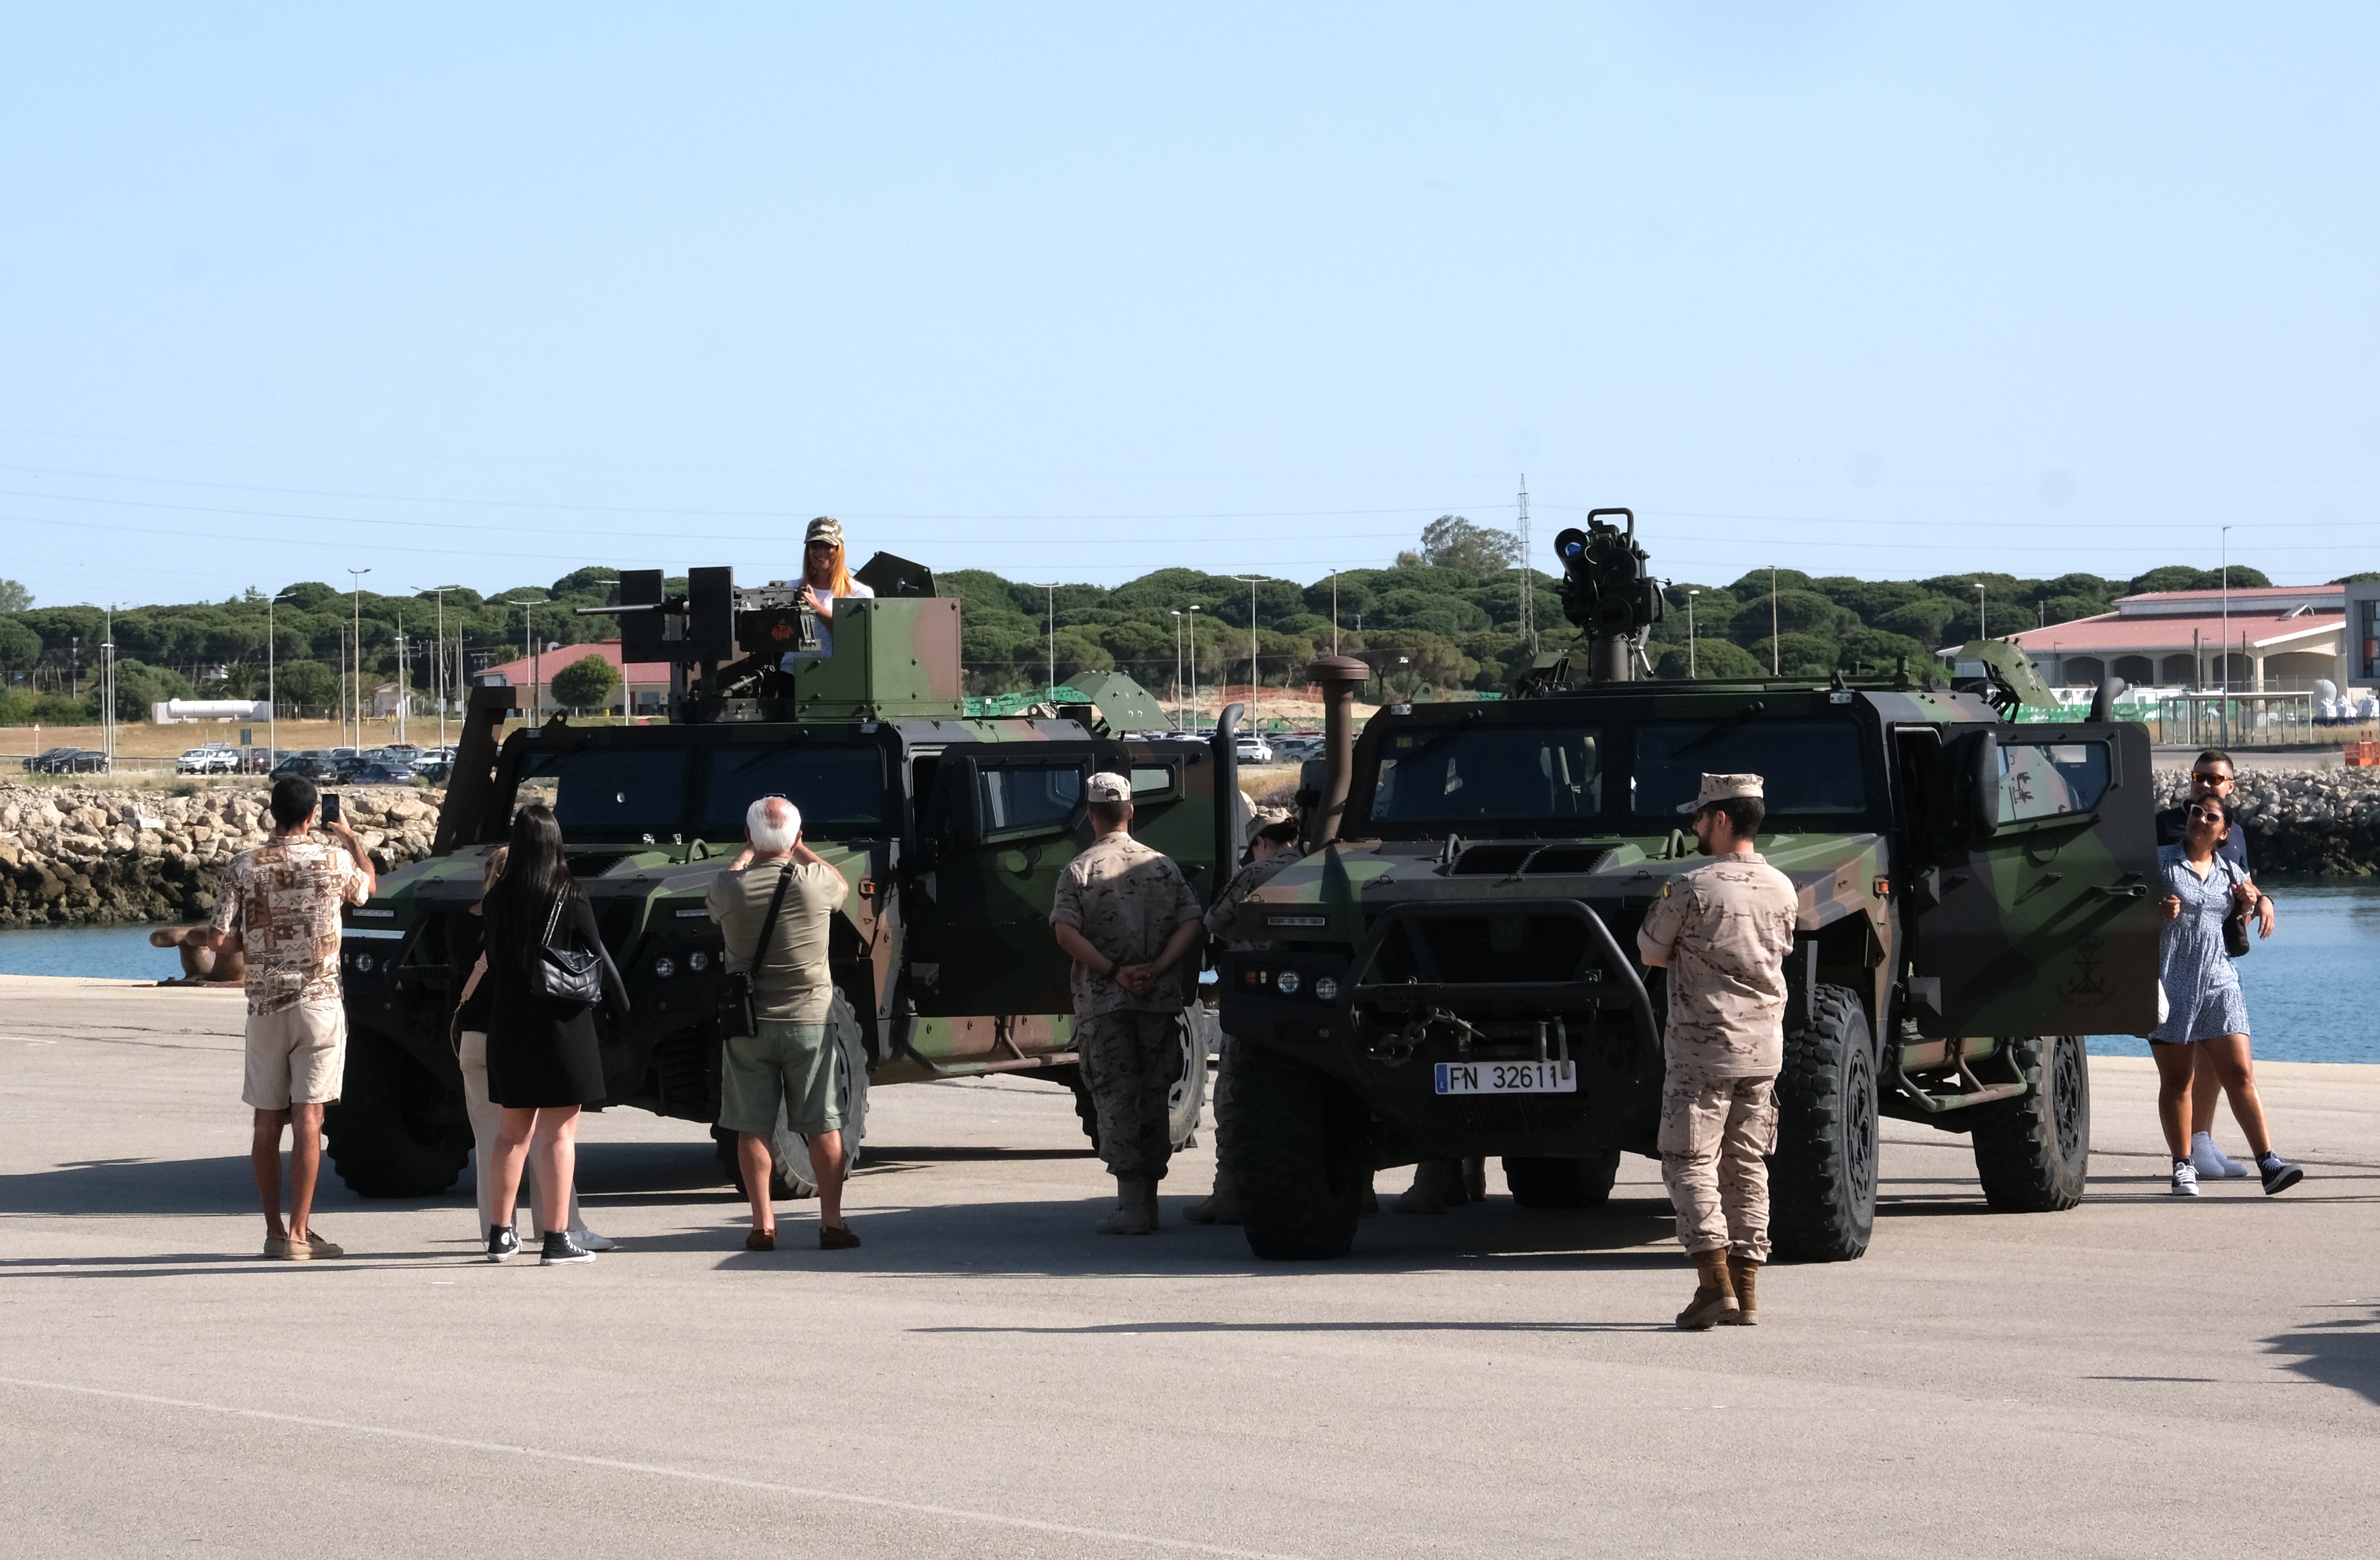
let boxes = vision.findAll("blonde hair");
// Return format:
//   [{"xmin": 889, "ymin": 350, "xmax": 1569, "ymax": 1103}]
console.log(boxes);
[
  {"xmin": 480, "ymin": 845, "xmax": 510, "ymax": 890},
  {"xmin": 807, "ymin": 520, "xmax": 853, "ymax": 597}
]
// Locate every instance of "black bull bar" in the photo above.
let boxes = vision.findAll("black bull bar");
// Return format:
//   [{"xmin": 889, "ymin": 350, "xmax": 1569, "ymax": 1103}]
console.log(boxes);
[{"xmin": 1342, "ymin": 899, "xmax": 1661, "ymax": 1053}]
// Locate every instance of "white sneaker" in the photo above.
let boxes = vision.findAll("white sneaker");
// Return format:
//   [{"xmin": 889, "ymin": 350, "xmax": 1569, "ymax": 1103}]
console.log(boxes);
[
  {"xmin": 574, "ymin": 1229, "xmax": 617, "ymax": 1252},
  {"xmin": 2189, "ymin": 1132, "xmax": 2250, "ymax": 1180},
  {"xmin": 2170, "ymin": 1162, "xmax": 2200, "ymax": 1197}
]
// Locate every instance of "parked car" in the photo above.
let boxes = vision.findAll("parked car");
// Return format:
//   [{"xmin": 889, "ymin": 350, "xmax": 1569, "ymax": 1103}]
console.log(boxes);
[
  {"xmin": 176, "ymin": 745, "xmax": 241, "ymax": 775},
  {"xmin": 1234, "ymin": 737, "xmax": 1276, "ymax": 764},
  {"xmin": 353, "ymin": 761, "xmax": 420, "ymax": 785},
  {"xmin": 271, "ymin": 753, "xmax": 341, "ymax": 781},
  {"xmin": 24, "ymin": 747, "xmax": 110, "ymax": 774}
]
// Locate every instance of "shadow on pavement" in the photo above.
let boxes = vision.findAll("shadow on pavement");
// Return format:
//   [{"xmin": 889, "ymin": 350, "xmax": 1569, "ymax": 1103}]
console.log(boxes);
[{"xmin": 2262, "ymin": 1303, "xmax": 2380, "ymax": 1407}]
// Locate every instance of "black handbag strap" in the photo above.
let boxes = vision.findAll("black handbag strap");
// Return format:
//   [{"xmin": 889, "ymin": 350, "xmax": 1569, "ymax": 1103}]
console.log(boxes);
[{"xmin": 749, "ymin": 864, "xmax": 795, "ymax": 980}]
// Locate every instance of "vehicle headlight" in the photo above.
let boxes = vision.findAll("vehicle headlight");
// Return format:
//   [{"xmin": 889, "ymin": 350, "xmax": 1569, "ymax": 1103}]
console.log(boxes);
[
  {"xmin": 652, "ymin": 956, "xmax": 677, "ymax": 979},
  {"xmin": 688, "ymin": 950, "xmax": 709, "ymax": 972},
  {"xmin": 1275, "ymin": 969, "xmax": 1301, "ymax": 996},
  {"xmin": 354, "ymin": 953, "xmax": 374, "ymax": 973},
  {"xmin": 1313, "ymin": 976, "xmax": 1339, "ymax": 1002}
]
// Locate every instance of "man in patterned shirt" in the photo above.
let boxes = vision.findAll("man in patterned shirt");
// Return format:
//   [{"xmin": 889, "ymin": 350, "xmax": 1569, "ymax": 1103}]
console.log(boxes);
[
  {"xmin": 1636, "ymin": 772, "xmax": 1797, "ymax": 1330},
  {"xmin": 205, "ymin": 775, "xmax": 375, "ymax": 1259},
  {"xmin": 1049, "ymin": 772, "xmax": 1206, "ymax": 1234}
]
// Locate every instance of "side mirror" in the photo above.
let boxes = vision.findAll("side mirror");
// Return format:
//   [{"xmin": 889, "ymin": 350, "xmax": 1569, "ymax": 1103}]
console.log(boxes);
[
  {"xmin": 1934, "ymin": 729, "xmax": 1999, "ymax": 843},
  {"xmin": 1963, "ymin": 730, "xmax": 2000, "ymax": 840}
]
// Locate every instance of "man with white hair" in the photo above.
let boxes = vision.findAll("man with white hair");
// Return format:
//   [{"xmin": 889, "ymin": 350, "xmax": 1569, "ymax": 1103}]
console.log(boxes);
[{"xmin": 706, "ymin": 794, "xmax": 858, "ymax": 1250}]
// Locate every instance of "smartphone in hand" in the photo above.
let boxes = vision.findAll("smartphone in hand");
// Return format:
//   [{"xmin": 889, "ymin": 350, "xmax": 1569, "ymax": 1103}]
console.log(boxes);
[{"xmin": 320, "ymin": 792, "xmax": 343, "ymax": 826}]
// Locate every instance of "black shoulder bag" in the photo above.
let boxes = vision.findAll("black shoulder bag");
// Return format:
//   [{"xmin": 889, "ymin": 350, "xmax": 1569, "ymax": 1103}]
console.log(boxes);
[
  {"xmin": 535, "ymin": 891, "xmax": 605, "ymax": 1006},
  {"xmin": 719, "ymin": 865, "xmax": 794, "ymax": 1039},
  {"xmin": 2221, "ymin": 861, "xmax": 2254, "ymax": 960}
]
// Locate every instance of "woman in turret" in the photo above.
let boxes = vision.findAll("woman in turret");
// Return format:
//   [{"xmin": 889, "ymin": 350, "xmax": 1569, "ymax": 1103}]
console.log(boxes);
[{"xmin": 780, "ymin": 516, "xmax": 873, "ymax": 668}]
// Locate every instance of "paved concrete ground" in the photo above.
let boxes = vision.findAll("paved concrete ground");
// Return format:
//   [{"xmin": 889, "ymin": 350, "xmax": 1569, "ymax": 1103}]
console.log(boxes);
[{"xmin": 2, "ymin": 974, "xmax": 2374, "ymax": 1559}]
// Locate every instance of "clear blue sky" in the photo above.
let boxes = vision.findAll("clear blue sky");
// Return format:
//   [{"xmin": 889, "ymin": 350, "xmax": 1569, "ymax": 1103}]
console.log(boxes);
[{"xmin": 2, "ymin": 4, "xmax": 2374, "ymax": 608}]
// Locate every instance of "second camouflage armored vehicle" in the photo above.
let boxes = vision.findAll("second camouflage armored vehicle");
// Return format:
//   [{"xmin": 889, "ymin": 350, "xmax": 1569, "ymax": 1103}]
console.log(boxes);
[
  {"xmin": 1215, "ymin": 511, "xmax": 2161, "ymax": 1261},
  {"xmin": 324, "ymin": 557, "xmax": 1238, "ymax": 1198}
]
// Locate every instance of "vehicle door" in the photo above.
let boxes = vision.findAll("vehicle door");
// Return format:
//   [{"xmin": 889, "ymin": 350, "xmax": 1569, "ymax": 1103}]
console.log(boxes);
[
  {"xmin": 1908, "ymin": 722, "xmax": 2161, "ymax": 1037},
  {"xmin": 906, "ymin": 740, "xmax": 1122, "ymax": 1017}
]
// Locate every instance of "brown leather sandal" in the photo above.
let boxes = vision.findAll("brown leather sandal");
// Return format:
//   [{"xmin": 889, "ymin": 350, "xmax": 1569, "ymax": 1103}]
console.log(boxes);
[{"xmin": 744, "ymin": 1229, "xmax": 776, "ymax": 1252}]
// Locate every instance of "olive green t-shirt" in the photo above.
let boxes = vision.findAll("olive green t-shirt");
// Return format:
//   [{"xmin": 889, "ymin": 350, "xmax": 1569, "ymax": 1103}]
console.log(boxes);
[{"xmin": 705, "ymin": 859, "xmax": 846, "ymax": 1023}]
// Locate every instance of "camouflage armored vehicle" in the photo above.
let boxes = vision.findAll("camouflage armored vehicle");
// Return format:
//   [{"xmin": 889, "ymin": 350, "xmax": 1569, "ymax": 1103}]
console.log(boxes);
[
  {"xmin": 1215, "ymin": 511, "xmax": 2160, "ymax": 1261},
  {"xmin": 325, "ymin": 557, "xmax": 1238, "ymax": 1198}
]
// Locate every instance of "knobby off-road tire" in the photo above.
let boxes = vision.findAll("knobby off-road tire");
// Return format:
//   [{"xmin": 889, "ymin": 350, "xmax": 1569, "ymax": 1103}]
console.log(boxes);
[
  {"xmin": 324, "ymin": 1026, "xmax": 473, "ymax": 1198},
  {"xmin": 1503, "ymin": 1152, "xmax": 1621, "ymax": 1209},
  {"xmin": 1969, "ymin": 1035, "xmax": 2090, "ymax": 1212},
  {"xmin": 1769, "ymin": 983, "xmax": 1879, "ymax": 1263},
  {"xmin": 1061, "ymin": 1005, "xmax": 1210, "ymax": 1155},
  {"xmin": 1231, "ymin": 1041, "xmax": 1367, "ymax": 1260}
]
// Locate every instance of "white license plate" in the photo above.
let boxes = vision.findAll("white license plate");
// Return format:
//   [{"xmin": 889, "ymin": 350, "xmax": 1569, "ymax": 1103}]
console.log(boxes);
[{"xmin": 1434, "ymin": 1061, "xmax": 1577, "ymax": 1095}]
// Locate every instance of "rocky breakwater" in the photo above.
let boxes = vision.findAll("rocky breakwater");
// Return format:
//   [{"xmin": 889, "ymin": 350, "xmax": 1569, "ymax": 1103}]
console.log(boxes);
[
  {"xmin": 0, "ymin": 783, "xmax": 446, "ymax": 927},
  {"xmin": 2154, "ymin": 766, "xmax": 2380, "ymax": 877}
]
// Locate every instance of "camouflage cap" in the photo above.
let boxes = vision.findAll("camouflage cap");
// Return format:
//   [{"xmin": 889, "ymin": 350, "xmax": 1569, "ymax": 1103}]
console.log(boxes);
[
  {"xmin": 1087, "ymin": 772, "xmax": 1133, "ymax": 803},
  {"xmin": 1678, "ymin": 772, "xmax": 1765, "ymax": 813},
  {"xmin": 805, "ymin": 515, "xmax": 845, "ymax": 550}
]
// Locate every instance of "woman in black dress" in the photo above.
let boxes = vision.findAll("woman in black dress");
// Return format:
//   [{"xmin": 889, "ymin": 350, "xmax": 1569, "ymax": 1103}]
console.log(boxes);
[{"xmin": 479, "ymin": 804, "xmax": 629, "ymax": 1264}]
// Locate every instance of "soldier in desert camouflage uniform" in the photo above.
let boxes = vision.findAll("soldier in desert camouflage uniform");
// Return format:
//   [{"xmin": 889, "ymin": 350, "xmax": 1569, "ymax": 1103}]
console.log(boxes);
[
  {"xmin": 1636, "ymin": 772, "xmax": 1798, "ymax": 1330},
  {"xmin": 1183, "ymin": 819, "xmax": 1302, "ymax": 1225},
  {"xmin": 1049, "ymin": 773, "xmax": 1208, "ymax": 1234}
]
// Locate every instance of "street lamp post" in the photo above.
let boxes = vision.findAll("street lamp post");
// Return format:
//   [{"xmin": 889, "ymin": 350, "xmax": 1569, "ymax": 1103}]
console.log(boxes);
[
  {"xmin": 1688, "ymin": 589, "xmax": 1700, "ymax": 677},
  {"xmin": 1230, "ymin": 575, "xmax": 1265, "ymax": 732},
  {"xmin": 266, "ymin": 589, "xmax": 295, "ymax": 763},
  {"xmin": 415, "ymin": 585, "xmax": 461, "ymax": 750},
  {"xmin": 1976, "ymin": 582, "xmax": 1987, "ymax": 641},
  {"xmin": 1769, "ymin": 566, "xmax": 1780, "ymax": 675},
  {"xmin": 1170, "ymin": 610, "xmax": 1183, "ymax": 729},
  {"xmin": 101, "ymin": 605, "xmax": 115, "ymax": 764},
  {"xmin": 345, "ymin": 568, "xmax": 372, "ymax": 750},
  {"xmin": 2221, "ymin": 524, "xmax": 2232, "ymax": 746},
  {"xmin": 1187, "ymin": 604, "xmax": 1200, "ymax": 735}
]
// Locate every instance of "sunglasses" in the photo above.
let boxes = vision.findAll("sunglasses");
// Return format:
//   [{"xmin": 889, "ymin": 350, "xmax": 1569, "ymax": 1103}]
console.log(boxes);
[
  {"xmin": 2190, "ymin": 771, "xmax": 2231, "ymax": 786},
  {"xmin": 2186, "ymin": 805, "xmax": 2226, "ymax": 822}
]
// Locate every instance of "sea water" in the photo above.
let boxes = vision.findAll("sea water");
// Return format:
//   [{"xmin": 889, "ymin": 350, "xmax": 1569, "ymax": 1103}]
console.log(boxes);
[{"xmin": 3, "ymin": 882, "xmax": 2375, "ymax": 1062}]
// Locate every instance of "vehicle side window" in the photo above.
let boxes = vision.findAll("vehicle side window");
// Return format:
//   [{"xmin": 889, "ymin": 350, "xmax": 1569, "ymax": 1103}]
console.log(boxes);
[
  {"xmin": 1130, "ymin": 765, "xmax": 1176, "ymax": 799},
  {"xmin": 1995, "ymin": 740, "xmax": 2110, "ymax": 823},
  {"xmin": 978, "ymin": 763, "xmax": 1085, "ymax": 836}
]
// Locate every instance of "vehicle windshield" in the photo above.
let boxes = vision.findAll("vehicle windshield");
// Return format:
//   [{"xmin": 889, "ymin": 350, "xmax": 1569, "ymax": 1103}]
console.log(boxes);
[
  {"xmin": 699, "ymin": 744, "xmax": 888, "ymax": 839},
  {"xmin": 512, "ymin": 745, "xmax": 692, "ymax": 842},
  {"xmin": 1369, "ymin": 724, "xmax": 1606, "ymax": 830},
  {"xmin": 1631, "ymin": 720, "xmax": 1869, "ymax": 817}
]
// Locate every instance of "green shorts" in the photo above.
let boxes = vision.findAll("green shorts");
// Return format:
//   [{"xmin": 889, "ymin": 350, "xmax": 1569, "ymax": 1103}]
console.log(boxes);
[{"xmin": 719, "ymin": 1021, "xmax": 845, "ymax": 1137}]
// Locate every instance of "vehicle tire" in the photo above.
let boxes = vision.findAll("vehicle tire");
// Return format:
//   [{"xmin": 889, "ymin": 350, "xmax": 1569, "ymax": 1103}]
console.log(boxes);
[
  {"xmin": 1060, "ymin": 1005, "xmax": 1209, "ymax": 1155},
  {"xmin": 1232, "ymin": 1040, "xmax": 1367, "ymax": 1260},
  {"xmin": 1769, "ymin": 983, "xmax": 1878, "ymax": 1263},
  {"xmin": 712, "ymin": 1125, "xmax": 809, "ymax": 1201},
  {"xmin": 1502, "ymin": 1151, "xmax": 1621, "ymax": 1209},
  {"xmin": 1968, "ymin": 1034, "xmax": 2090, "ymax": 1212},
  {"xmin": 324, "ymin": 1025, "xmax": 473, "ymax": 1198}
]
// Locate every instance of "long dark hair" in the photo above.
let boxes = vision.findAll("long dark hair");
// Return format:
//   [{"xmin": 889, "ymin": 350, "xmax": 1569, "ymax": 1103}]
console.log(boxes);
[{"xmin": 484, "ymin": 804, "xmax": 575, "ymax": 966}]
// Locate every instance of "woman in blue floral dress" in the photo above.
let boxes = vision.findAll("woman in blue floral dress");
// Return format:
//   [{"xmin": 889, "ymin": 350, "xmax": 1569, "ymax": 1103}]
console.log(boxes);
[{"xmin": 2151, "ymin": 796, "xmax": 2302, "ymax": 1197}]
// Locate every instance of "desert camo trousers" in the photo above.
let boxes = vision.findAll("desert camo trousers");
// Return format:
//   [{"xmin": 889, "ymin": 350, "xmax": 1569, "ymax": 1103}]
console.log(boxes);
[
  {"xmin": 1075, "ymin": 1010, "xmax": 1181, "ymax": 1181},
  {"xmin": 1658, "ymin": 1068, "xmax": 1778, "ymax": 1262},
  {"xmin": 1207, "ymin": 1028, "xmax": 1240, "ymax": 1191}
]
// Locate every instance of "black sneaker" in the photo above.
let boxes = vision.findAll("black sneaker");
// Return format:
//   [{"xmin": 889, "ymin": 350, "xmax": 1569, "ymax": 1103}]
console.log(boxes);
[
  {"xmin": 2260, "ymin": 1157, "xmax": 2305, "ymax": 1196},
  {"xmin": 485, "ymin": 1225, "xmax": 519, "ymax": 1263},
  {"xmin": 540, "ymin": 1231, "xmax": 596, "ymax": 1265}
]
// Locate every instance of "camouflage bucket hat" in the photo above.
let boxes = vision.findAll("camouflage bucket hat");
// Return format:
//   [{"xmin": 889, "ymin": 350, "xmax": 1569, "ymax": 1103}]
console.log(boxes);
[
  {"xmin": 806, "ymin": 516, "xmax": 845, "ymax": 550},
  {"xmin": 1087, "ymin": 772, "xmax": 1133, "ymax": 803},
  {"xmin": 1678, "ymin": 772, "xmax": 1765, "ymax": 813}
]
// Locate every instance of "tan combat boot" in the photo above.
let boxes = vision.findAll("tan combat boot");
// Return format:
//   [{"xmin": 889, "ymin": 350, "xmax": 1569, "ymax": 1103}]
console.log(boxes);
[
  {"xmin": 1721, "ymin": 1254, "xmax": 1759, "ymax": 1326},
  {"xmin": 1098, "ymin": 1176, "xmax": 1156, "ymax": 1235},
  {"xmin": 1183, "ymin": 1164, "xmax": 1243, "ymax": 1225},
  {"xmin": 1398, "ymin": 1157, "xmax": 1466, "ymax": 1215},
  {"xmin": 1675, "ymin": 1248, "xmax": 1740, "ymax": 1331}
]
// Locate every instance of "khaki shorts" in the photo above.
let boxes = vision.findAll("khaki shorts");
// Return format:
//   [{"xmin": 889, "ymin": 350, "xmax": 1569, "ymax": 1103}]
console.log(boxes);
[
  {"xmin": 243, "ymin": 999, "xmax": 347, "ymax": 1111},
  {"xmin": 719, "ymin": 1021, "xmax": 844, "ymax": 1138}
]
